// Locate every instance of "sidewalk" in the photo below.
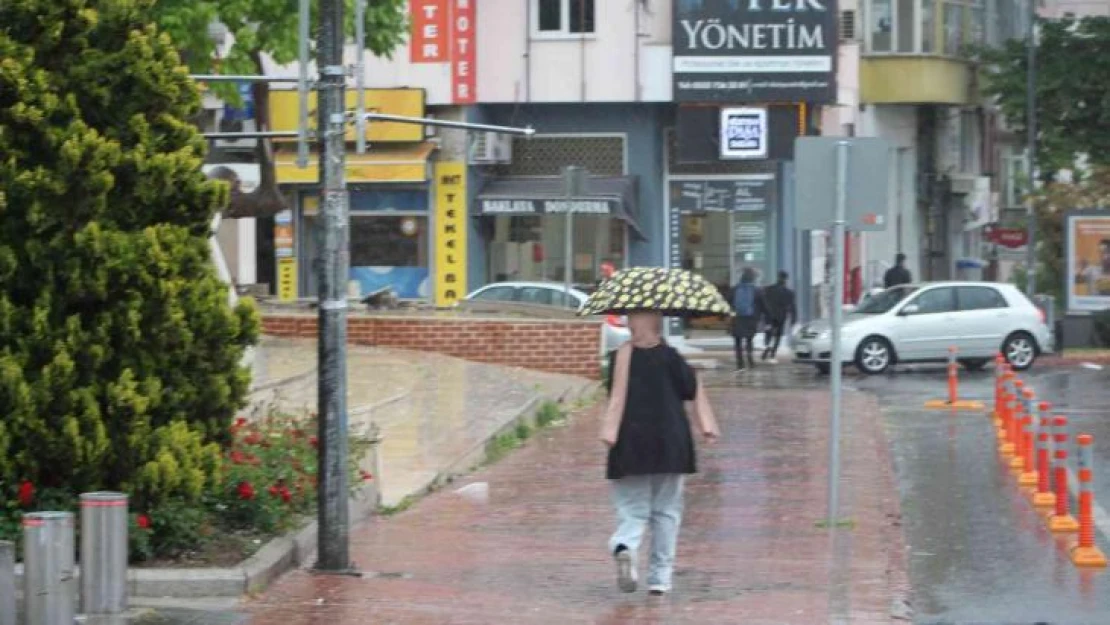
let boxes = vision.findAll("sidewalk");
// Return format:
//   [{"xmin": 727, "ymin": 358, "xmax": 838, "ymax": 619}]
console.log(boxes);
[
  {"xmin": 247, "ymin": 339, "xmax": 594, "ymax": 506},
  {"xmin": 243, "ymin": 380, "xmax": 909, "ymax": 625}
]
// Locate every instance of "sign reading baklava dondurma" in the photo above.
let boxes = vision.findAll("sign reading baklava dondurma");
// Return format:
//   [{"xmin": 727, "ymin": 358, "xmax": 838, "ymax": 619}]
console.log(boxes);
[{"xmin": 672, "ymin": 0, "xmax": 838, "ymax": 104}]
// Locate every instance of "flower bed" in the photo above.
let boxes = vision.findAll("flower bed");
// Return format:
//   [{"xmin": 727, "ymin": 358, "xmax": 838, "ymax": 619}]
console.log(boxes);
[{"xmin": 0, "ymin": 410, "xmax": 373, "ymax": 566}]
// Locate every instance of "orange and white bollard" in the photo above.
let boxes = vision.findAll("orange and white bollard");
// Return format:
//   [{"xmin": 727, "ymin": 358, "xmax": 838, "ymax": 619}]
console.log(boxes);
[
  {"xmin": 1047, "ymin": 416, "xmax": 1079, "ymax": 533},
  {"xmin": 1032, "ymin": 401, "xmax": 1056, "ymax": 507},
  {"xmin": 997, "ymin": 371, "xmax": 1016, "ymax": 451},
  {"xmin": 1018, "ymin": 388, "xmax": 1038, "ymax": 486},
  {"xmin": 1071, "ymin": 434, "xmax": 1107, "ymax": 568},
  {"xmin": 924, "ymin": 347, "xmax": 984, "ymax": 410}
]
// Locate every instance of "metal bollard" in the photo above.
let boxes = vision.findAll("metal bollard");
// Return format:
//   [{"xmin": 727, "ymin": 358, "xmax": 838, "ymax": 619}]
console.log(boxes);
[
  {"xmin": 1047, "ymin": 416, "xmax": 1079, "ymax": 533},
  {"xmin": 0, "ymin": 541, "xmax": 14, "ymax": 625},
  {"xmin": 23, "ymin": 511, "xmax": 76, "ymax": 625},
  {"xmin": 1071, "ymin": 434, "xmax": 1108, "ymax": 567},
  {"xmin": 1031, "ymin": 401, "xmax": 1055, "ymax": 502},
  {"xmin": 80, "ymin": 492, "xmax": 129, "ymax": 614}
]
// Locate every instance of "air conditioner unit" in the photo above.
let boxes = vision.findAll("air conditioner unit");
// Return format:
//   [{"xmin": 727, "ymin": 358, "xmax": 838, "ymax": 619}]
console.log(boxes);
[
  {"xmin": 468, "ymin": 132, "xmax": 512, "ymax": 165},
  {"xmin": 214, "ymin": 112, "xmax": 258, "ymax": 151}
]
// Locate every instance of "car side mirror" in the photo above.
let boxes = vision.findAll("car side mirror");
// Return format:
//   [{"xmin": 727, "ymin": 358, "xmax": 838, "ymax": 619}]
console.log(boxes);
[{"xmin": 899, "ymin": 304, "xmax": 920, "ymax": 316}]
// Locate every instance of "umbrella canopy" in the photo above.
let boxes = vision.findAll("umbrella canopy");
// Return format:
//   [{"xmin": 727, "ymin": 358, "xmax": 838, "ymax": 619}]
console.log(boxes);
[{"xmin": 578, "ymin": 266, "xmax": 734, "ymax": 318}]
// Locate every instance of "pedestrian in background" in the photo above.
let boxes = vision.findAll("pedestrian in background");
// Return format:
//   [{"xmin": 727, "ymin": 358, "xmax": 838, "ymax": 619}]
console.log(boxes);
[
  {"xmin": 731, "ymin": 267, "xmax": 760, "ymax": 371},
  {"xmin": 884, "ymin": 253, "xmax": 912, "ymax": 288},
  {"xmin": 599, "ymin": 312, "xmax": 719, "ymax": 596},
  {"xmin": 760, "ymin": 271, "xmax": 796, "ymax": 363}
]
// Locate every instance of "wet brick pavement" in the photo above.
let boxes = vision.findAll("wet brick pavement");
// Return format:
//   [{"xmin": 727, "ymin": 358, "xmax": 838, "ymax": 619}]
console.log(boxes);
[{"xmin": 243, "ymin": 378, "xmax": 908, "ymax": 625}]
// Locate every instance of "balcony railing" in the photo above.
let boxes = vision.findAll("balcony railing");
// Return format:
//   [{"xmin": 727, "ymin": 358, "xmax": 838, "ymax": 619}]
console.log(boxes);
[{"xmin": 863, "ymin": 0, "xmax": 1028, "ymax": 57}]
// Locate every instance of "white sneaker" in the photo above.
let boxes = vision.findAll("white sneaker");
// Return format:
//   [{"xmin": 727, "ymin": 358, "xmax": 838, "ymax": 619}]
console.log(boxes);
[
  {"xmin": 615, "ymin": 549, "xmax": 637, "ymax": 593},
  {"xmin": 648, "ymin": 584, "xmax": 669, "ymax": 596},
  {"xmin": 766, "ymin": 358, "xmax": 779, "ymax": 364}
]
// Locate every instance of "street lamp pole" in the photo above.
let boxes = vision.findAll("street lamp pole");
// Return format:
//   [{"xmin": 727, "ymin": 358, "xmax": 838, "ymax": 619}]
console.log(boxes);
[
  {"xmin": 1023, "ymin": 0, "xmax": 1038, "ymax": 296},
  {"xmin": 315, "ymin": 0, "xmax": 353, "ymax": 573}
]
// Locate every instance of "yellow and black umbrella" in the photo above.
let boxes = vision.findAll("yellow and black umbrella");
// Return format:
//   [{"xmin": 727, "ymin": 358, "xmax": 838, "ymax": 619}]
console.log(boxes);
[{"xmin": 578, "ymin": 266, "xmax": 733, "ymax": 318}]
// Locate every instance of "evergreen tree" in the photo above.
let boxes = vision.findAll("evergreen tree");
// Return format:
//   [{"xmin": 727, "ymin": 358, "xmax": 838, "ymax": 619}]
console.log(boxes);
[{"xmin": 0, "ymin": 0, "xmax": 258, "ymax": 504}]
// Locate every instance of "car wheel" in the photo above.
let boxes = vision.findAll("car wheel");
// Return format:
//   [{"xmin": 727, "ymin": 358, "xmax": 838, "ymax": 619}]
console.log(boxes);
[
  {"xmin": 1002, "ymin": 332, "xmax": 1037, "ymax": 371},
  {"xmin": 855, "ymin": 336, "xmax": 893, "ymax": 375},
  {"xmin": 960, "ymin": 358, "xmax": 989, "ymax": 372},
  {"xmin": 815, "ymin": 363, "xmax": 830, "ymax": 375}
]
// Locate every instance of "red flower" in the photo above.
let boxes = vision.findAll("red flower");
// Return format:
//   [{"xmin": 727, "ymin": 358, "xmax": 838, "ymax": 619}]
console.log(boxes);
[
  {"xmin": 230, "ymin": 450, "xmax": 246, "ymax": 465},
  {"xmin": 309, "ymin": 436, "xmax": 318, "ymax": 449},
  {"xmin": 237, "ymin": 481, "xmax": 256, "ymax": 500},
  {"xmin": 243, "ymin": 432, "xmax": 264, "ymax": 446},
  {"xmin": 235, "ymin": 417, "xmax": 248, "ymax": 428},
  {"xmin": 17, "ymin": 481, "xmax": 33, "ymax": 507},
  {"xmin": 136, "ymin": 515, "xmax": 152, "ymax": 530},
  {"xmin": 268, "ymin": 483, "xmax": 292, "ymax": 503},
  {"xmin": 360, "ymin": 470, "xmax": 373, "ymax": 482}
]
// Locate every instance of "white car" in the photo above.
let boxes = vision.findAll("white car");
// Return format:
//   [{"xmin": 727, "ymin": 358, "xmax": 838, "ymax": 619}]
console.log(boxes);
[
  {"xmin": 464, "ymin": 281, "xmax": 631, "ymax": 355},
  {"xmin": 793, "ymin": 282, "xmax": 1053, "ymax": 375}
]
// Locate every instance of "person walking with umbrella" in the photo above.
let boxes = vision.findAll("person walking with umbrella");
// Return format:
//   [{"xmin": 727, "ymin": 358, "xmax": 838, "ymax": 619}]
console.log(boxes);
[
  {"xmin": 731, "ymin": 267, "xmax": 760, "ymax": 371},
  {"xmin": 581, "ymin": 267, "xmax": 725, "ymax": 596}
]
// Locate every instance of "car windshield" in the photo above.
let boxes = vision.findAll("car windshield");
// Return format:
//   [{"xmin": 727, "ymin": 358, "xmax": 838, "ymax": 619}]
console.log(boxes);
[{"xmin": 855, "ymin": 286, "xmax": 917, "ymax": 314}]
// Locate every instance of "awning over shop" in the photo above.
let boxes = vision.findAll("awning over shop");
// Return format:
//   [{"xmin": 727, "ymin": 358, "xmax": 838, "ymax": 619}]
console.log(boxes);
[
  {"xmin": 476, "ymin": 175, "xmax": 643, "ymax": 237},
  {"xmin": 274, "ymin": 142, "xmax": 436, "ymax": 185}
]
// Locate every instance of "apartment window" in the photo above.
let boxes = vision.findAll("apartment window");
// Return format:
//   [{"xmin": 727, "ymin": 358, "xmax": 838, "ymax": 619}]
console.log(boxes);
[{"xmin": 534, "ymin": 0, "xmax": 595, "ymax": 36}]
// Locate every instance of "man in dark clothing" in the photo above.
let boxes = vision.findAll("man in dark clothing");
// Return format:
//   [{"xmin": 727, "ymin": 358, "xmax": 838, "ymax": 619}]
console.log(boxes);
[
  {"xmin": 731, "ymin": 267, "xmax": 760, "ymax": 371},
  {"xmin": 761, "ymin": 271, "xmax": 796, "ymax": 363},
  {"xmin": 883, "ymin": 253, "xmax": 913, "ymax": 289}
]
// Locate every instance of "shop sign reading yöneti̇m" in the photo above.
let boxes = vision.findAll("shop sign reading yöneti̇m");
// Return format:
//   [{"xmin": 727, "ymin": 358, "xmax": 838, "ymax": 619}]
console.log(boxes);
[{"xmin": 434, "ymin": 162, "xmax": 467, "ymax": 307}]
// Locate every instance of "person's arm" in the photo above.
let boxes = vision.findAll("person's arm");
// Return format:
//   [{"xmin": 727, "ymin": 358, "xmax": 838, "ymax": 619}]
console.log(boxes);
[
  {"xmin": 600, "ymin": 343, "xmax": 632, "ymax": 447},
  {"xmin": 671, "ymin": 349, "xmax": 718, "ymax": 442}
]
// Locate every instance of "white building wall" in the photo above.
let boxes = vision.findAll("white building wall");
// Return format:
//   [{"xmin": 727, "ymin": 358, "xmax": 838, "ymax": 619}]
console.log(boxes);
[{"xmin": 857, "ymin": 105, "xmax": 922, "ymax": 284}]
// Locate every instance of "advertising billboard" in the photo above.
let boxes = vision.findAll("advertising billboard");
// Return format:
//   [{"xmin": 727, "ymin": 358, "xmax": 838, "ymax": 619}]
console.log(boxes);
[
  {"xmin": 672, "ymin": 0, "xmax": 838, "ymax": 103},
  {"xmin": 1066, "ymin": 211, "xmax": 1110, "ymax": 313}
]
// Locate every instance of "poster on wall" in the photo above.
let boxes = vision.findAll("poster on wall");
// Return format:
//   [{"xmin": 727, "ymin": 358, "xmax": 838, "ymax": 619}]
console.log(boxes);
[
  {"xmin": 434, "ymin": 162, "xmax": 468, "ymax": 307},
  {"xmin": 672, "ymin": 0, "xmax": 837, "ymax": 103},
  {"xmin": 1065, "ymin": 212, "xmax": 1110, "ymax": 313}
]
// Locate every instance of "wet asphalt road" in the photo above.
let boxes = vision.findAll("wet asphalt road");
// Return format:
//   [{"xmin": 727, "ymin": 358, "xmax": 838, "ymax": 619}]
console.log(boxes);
[{"xmin": 850, "ymin": 361, "xmax": 1110, "ymax": 625}]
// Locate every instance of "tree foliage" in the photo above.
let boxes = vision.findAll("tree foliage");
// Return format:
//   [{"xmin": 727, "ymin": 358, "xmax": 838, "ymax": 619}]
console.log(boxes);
[
  {"xmin": 0, "ymin": 0, "xmax": 257, "ymax": 505},
  {"xmin": 1026, "ymin": 168, "xmax": 1110, "ymax": 299},
  {"xmin": 153, "ymin": 0, "xmax": 408, "ymax": 217},
  {"xmin": 977, "ymin": 16, "xmax": 1110, "ymax": 176}
]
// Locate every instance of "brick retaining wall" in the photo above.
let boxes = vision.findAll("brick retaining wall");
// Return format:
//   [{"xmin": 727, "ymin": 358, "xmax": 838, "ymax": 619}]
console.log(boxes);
[{"xmin": 261, "ymin": 315, "xmax": 602, "ymax": 379}]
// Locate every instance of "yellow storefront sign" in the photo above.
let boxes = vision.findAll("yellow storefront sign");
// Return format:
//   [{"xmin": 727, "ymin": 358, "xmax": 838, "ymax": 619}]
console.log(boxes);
[
  {"xmin": 277, "ymin": 257, "xmax": 298, "ymax": 302},
  {"xmin": 434, "ymin": 162, "xmax": 467, "ymax": 307},
  {"xmin": 274, "ymin": 142, "xmax": 435, "ymax": 185},
  {"xmin": 268, "ymin": 88, "xmax": 425, "ymax": 143}
]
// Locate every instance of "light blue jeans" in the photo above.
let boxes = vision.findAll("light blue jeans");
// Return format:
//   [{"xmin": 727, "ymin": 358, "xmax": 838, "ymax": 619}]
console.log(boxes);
[{"xmin": 608, "ymin": 474, "xmax": 685, "ymax": 589}]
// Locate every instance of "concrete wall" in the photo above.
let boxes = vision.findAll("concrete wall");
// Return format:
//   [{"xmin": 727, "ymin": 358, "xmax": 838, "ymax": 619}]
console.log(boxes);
[{"xmin": 261, "ymin": 314, "xmax": 602, "ymax": 378}]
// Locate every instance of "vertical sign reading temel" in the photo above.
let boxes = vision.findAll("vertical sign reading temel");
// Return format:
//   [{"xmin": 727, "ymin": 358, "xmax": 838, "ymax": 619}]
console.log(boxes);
[
  {"xmin": 410, "ymin": 0, "xmax": 448, "ymax": 63},
  {"xmin": 672, "ymin": 0, "xmax": 837, "ymax": 103},
  {"xmin": 450, "ymin": 0, "xmax": 476, "ymax": 104},
  {"xmin": 435, "ymin": 162, "xmax": 468, "ymax": 307}
]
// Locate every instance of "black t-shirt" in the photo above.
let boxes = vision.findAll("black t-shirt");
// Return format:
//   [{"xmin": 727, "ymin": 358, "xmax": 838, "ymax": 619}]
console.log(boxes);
[
  {"xmin": 604, "ymin": 344, "xmax": 698, "ymax": 480},
  {"xmin": 884, "ymin": 266, "xmax": 912, "ymax": 288}
]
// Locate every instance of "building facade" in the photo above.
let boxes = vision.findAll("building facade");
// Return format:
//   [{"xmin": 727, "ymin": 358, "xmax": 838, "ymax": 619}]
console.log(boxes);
[{"xmin": 200, "ymin": 0, "xmax": 1035, "ymax": 328}]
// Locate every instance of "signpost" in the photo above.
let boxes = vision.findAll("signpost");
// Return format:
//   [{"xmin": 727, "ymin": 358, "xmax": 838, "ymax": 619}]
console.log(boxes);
[
  {"xmin": 794, "ymin": 136, "xmax": 891, "ymax": 524},
  {"xmin": 563, "ymin": 166, "xmax": 588, "ymax": 298}
]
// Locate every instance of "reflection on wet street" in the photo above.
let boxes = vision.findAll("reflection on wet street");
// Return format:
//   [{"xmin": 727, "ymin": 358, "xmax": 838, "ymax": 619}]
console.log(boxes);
[{"xmin": 855, "ymin": 362, "xmax": 1110, "ymax": 624}]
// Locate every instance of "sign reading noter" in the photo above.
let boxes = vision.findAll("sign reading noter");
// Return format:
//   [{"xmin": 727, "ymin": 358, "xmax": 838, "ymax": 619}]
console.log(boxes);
[{"xmin": 673, "ymin": 0, "xmax": 838, "ymax": 103}]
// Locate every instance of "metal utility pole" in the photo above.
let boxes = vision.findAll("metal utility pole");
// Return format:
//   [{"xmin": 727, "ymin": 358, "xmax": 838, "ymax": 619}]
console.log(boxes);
[
  {"xmin": 1023, "ymin": 0, "xmax": 1038, "ymax": 296},
  {"xmin": 562, "ymin": 166, "xmax": 588, "ymax": 298},
  {"xmin": 315, "ymin": 0, "xmax": 353, "ymax": 573},
  {"xmin": 354, "ymin": 0, "xmax": 368, "ymax": 154},
  {"xmin": 827, "ymin": 140, "xmax": 849, "ymax": 523}
]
